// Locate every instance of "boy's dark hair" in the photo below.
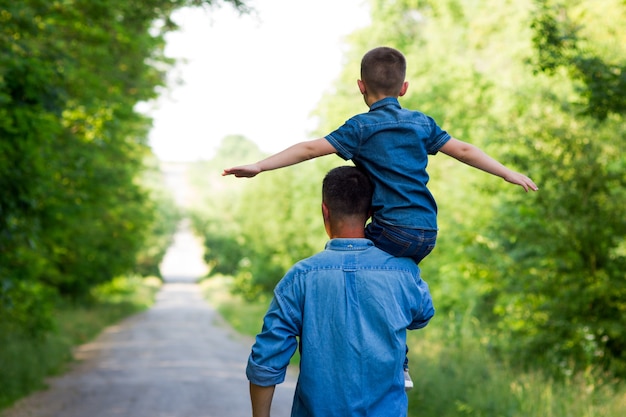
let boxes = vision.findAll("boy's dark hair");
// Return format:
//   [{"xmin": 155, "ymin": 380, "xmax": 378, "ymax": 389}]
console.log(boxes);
[
  {"xmin": 322, "ymin": 166, "xmax": 373, "ymax": 218},
  {"xmin": 360, "ymin": 46, "xmax": 406, "ymax": 96}
]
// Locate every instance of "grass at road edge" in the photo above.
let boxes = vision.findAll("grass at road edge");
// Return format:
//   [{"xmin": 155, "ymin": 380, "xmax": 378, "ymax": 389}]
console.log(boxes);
[
  {"xmin": 200, "ymin": 275, "xmax": 269, "ymax": 338},
  {"xmin": 0, "ymin": 276, "xmax": 161, "ymax": 411}
]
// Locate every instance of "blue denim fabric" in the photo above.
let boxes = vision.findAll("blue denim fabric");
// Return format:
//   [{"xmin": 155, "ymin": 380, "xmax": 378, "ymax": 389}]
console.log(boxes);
[
  {"xmin": 246, "ymin": 239, "xmax": 435, "ymax": 417},
  {"xmin": 365, "ymin": 218, "xmax": 437, "ymax": 263},
  {"xmin": 326, "ymin": 97, "xmax": 451, "ymax": 230}
]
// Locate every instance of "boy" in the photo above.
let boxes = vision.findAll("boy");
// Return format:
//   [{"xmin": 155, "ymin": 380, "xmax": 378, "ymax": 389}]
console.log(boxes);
[{"xmin": 224, "ymin": 46, "xmax": 538, "ymax": 388}]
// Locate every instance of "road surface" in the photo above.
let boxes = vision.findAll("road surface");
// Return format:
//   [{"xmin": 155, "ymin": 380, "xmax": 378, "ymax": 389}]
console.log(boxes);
[{"xmin": 2, "ymin": 224, "xmax": 296, "ymax": 417}]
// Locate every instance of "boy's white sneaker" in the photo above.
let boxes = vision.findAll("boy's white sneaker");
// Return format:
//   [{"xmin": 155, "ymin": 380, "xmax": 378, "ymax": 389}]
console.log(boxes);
[{"xmin": 404, "ymin": 369, "xmax": 414, "ymax": 391}]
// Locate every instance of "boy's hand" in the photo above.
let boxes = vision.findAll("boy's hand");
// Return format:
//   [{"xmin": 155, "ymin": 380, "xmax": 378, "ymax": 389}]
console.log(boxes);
[
  {"xmin": 222, "ymin": 164, "xmax": 262, "ymax": 178},
  {"xmin": 503, "ymin": 171, "xmax": 539, "ymax": 192}
]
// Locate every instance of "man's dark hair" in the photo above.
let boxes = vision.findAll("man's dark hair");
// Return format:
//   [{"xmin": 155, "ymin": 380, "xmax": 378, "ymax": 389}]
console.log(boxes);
[
  {"xmin": 360, "ymin": 46, "xmax": 406, "ymax": 96},
  {"xmin": 322, "ymin": 166, "xmax": 373, "ymax": 217}
]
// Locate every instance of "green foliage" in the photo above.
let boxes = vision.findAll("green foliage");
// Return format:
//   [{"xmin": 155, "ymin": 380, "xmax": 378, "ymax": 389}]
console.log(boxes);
[
  {"xmin": 89, "ymin": 275, "xmax": 162, "ymax": 311},
  {"xmin": 407, "ymin": 315, "xmax": 626, "ymax": 417},
  {"xmin": 473, "ymin": 0, "xmax": 626, "ymax": 377},
  {"xmin": 482, "ymin": 108, "xmax": 626, "ymax": 377},
  {"xmin": 0, "ymin": 332, "xmax": 72, "ymax": 410},
  {"xmin": 0, "ymin": 279, "xmax": 56, "ymax": 338},
  {"xmin": 1, "ymin": 0, "xmax": 246, "ymax": 324},
  {"xmin": 530, "ymin": 0, "xmax": 626, "ymax": 120},
  {"xmin": 196, "ymin": 215, "xmax": 247, "ymax": 277}
]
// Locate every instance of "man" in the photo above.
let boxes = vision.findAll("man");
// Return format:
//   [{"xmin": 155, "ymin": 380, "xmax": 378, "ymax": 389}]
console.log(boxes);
[{"xmin": 246, "ymin": 166, "xmax": 435, "ymax": 417}]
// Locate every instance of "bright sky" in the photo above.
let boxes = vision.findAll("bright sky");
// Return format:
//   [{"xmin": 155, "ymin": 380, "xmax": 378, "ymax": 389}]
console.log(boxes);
[{"xmin": 145, "ymin": 0, "xmax": 370, "ymax": 162}]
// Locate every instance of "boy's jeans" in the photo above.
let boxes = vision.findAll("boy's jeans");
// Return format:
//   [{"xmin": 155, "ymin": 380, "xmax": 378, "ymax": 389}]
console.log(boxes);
[{"xmin": 365, "ymin": 218, "xmax": 437, "ymax": 264}]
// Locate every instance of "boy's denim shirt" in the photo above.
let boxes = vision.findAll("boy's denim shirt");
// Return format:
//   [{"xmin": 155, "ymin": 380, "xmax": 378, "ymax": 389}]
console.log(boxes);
[
  {"xmin": 246, "ymin": 238, "xmax": 435, "ymax": 417},
  {"xmin": 326, "ymin": 97, "xmax": 451, "ymax": 230}
]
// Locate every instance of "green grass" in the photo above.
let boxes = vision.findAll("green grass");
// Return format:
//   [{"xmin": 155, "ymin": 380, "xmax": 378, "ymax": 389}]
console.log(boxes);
[
  {"xmin": 201, "ymin": 275, "xmax": 270, "ymax": 337},
  {"xmin": 201, "ymin": 276, "xmax": 626, "ymax": 417},
  {"xmin": 0, "ymin": 276, "xmax": 161, "ymax": 410},
  {"xmin": 408, "ymin": 316, "xmax": 626, "ymax": 417}
]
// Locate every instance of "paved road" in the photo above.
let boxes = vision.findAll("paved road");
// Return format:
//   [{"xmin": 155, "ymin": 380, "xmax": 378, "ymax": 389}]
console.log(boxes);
[{"xmin": 2, "ymin": 224, "xmax": 296, "ymax": 417}]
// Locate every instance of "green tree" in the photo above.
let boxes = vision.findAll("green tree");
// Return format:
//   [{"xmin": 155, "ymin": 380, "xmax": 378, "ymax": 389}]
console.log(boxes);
[
  {"xmin": 530, "ymin": 0, "xmax": 626, "ymax": 120},
  {"xmin": 0, "ymin": 0, "xmax": 248, "ymax": 332},
  {"xmin": 481, "ymin": 0, "xmax": 626, "ymax": 376}
]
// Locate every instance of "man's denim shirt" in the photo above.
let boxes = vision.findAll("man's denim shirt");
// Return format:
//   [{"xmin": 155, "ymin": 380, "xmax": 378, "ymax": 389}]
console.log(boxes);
[
  {"xmin": 326, "ymin": 97, "xmax": 451, "ymax": 230},
  {"xmin": 246, "ymin": 239, "xmax": 435, "ymax": 417}
]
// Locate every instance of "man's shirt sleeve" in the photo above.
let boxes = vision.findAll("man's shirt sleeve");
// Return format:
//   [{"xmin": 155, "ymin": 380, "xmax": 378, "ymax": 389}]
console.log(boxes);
[
  {"xmin": 407, "ymin": 275, "xmax": 435, "ymax": 330},
  {"xmin": 246, "ymin": 289, "xmax": 300, "ymax": 387}
]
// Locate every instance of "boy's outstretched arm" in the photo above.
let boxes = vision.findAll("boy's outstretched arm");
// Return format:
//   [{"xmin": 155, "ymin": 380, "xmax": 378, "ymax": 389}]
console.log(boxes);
[
  {"xmin": 439, "ymin": 138, "xmax": 539, "ymax": 192},
  {"xmin": 222, "ymin": 138, "xmax": 336, "ymax": 177}
]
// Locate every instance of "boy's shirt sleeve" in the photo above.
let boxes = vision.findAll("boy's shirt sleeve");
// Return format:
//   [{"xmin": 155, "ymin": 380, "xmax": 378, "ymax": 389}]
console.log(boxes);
[
  {"xmin": 425, "ymin": 115, "xmax": 451, "ymax": 154},
  {"xmin": 325, "ymin": 118, "xmax": 361, "ymax": 161}
]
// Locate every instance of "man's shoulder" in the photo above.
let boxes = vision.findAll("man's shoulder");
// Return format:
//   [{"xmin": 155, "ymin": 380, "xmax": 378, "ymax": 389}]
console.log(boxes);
[
  {"xmin": 363, "ymin": 246, "xmax": 420, "ymax": 271},
  {"xmin": 274, "ymin": 245, "xmax": 422, "ymax": 299},
  {"xmin": 293, "ymin": 243, "xmax": 418, "ymax": 273}
]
